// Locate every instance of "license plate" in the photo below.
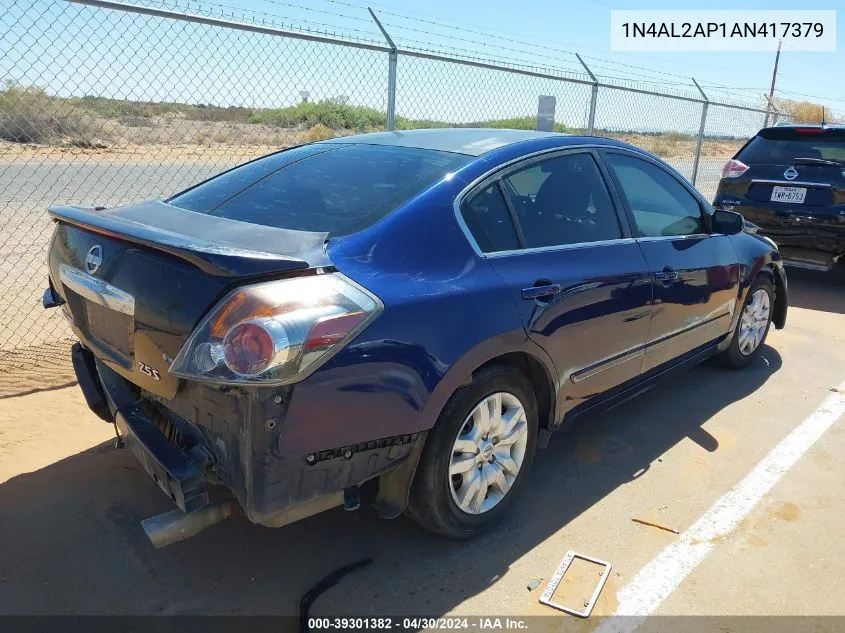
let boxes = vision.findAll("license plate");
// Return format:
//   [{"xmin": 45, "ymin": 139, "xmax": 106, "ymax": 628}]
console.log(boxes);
[
  {"xmin": 771, "ymin": 186, "xmax": 806, "ymax": 204},
  {"xmin": 85, "ymin": 300, "xmax": 134, "ymax": 357}
]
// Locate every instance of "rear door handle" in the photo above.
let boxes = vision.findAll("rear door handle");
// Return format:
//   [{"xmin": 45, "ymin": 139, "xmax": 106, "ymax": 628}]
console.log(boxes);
[
  {"xmin": 521, "ymin": 283, "xmax": 563, "ymax": 300},
  {"xmin": 654, "ymin": 268, "xmax": 679, "ymax": 283}
]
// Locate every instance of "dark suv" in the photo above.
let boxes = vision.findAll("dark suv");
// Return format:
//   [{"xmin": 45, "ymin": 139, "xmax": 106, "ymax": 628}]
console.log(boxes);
[{"xmin": 713, "ymin": 124, "xmax": 845, "ymax": 271}]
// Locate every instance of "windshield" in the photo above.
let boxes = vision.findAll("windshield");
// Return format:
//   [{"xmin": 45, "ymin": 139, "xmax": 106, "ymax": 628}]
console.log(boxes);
[
  {"xmin": 738, "ymin": 130, "xmax": 845, "ymax": 166},
  {"xmin": 169, "ymin": 143, "xmax": 471, "ymax": 236}
]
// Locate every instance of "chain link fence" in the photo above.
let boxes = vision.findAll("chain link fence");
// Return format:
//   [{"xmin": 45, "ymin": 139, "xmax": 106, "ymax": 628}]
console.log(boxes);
[{"xmin": 0, "ymin": 0, "xmax": 786, "ymax": 394}]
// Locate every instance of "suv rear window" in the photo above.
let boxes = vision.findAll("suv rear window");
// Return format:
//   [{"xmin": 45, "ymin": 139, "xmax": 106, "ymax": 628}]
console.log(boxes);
[
  {"xmin": 169, "ymin": 144, "xmax": 471, "ymax": 236},
  {"xmin": 738, "ymin": 129, "xmax": 845, "ymax": 165}
]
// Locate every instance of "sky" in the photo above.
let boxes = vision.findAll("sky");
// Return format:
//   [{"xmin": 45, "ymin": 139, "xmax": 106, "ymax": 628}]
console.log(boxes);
[
  {"xmin": 238, "ymin": 0, "xmax": 845, "ymax": 114},
  {"xmin": 2, "ymin": 0, "xmax": 843, "ymax": 136}
]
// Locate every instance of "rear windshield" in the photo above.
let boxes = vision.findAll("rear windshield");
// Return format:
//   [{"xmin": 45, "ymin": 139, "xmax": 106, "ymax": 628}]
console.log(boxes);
[
  {"xmin": 738, "ymin": 130, "xmax": 845, "ymax": 165},
  {"xmin": 168, "ymin": 143, "xmax": 471, "ymax": 236}
]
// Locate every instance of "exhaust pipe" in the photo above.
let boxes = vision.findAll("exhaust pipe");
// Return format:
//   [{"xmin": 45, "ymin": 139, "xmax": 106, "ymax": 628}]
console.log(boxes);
[{"xmin": 142, "ymin": 500, "xmax": 236, "ymax": 549}]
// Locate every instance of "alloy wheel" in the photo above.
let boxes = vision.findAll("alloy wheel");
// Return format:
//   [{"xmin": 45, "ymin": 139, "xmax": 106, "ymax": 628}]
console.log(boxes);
[
  {"xmin": 448, "ymin": 392, "xmax": 529, "ymax": 515},
  {"xmin": 738, "ymin": 288, "xmax": 771, "ymax": 356}
]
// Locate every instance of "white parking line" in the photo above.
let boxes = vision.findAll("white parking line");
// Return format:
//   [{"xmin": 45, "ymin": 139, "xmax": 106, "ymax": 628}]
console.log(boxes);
[{"xmin": 596, "ymin": 382, "xmax": 845, "ymax": 633}]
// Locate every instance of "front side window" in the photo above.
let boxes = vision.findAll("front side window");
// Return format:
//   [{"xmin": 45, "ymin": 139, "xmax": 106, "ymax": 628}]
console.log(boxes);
[
  {"xmin": 501, "ymin": 152, "xmax": 622, "ymax": 248},
  {"xmin": 604, "ymin": 153, "xmax": 704, "ymax": 238}
]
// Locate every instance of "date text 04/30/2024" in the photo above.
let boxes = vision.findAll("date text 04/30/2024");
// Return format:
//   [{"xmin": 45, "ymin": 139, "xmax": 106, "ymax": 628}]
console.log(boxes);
[{"xmin": 307, "ymin": 617, "xmax": 529, "ymax": 630}]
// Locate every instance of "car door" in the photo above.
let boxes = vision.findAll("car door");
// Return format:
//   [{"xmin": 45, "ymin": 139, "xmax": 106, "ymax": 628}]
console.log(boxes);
[
  {"xmin": 601, "ymin": 150, "xmax": 741, "ymax": 373},
  {"xmin": 459, "ymin": 148, "xmax": 653, "ymax": 417}
]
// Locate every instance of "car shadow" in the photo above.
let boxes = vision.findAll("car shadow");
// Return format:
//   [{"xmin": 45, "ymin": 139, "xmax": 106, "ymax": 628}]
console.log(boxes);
[
  {"xmin": 0, "ymin": 346, "xmax": 781, "ymax": 617},
  {"xmin": 786, "ymin": 266, "xmax": 845, "ymax": 314}
]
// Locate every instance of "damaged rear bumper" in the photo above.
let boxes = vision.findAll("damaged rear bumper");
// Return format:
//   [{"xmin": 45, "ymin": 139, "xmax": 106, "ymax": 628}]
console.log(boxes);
[
  {"xmin": 115, "ymin": 403, "xmax": 210, "ymax": 513},
  {"xmin": 77, "ymin": 343, "xmax": 212, "ymax": 513},
  {"xmin": 71, "ymin": 343, "xmax": 424, "ymax": 537},
  {"xmin": 743, "ymin": 216, "xmax": 845, "ymax": 271}
]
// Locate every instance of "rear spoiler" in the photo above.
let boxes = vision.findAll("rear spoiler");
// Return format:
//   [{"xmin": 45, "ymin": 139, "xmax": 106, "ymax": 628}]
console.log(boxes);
[
  {"xmin": 758, "ymin": 126, "xmax": 845, "ymax": 140},
  {"xmin": 48, "ymin": 201, "xmax": 331, "ymax": 277}
]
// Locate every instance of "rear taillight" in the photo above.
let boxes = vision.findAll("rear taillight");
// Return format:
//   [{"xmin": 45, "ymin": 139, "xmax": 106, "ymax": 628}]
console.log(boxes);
[
  {"xmin": 169, "ymin": 273, "xmax": 382, "ymax": 385},
  {"xmin": 721, "ymin": 159, "xmax": 749, "ymax": 179},
  {"xmin": 223, "ymin": 320, "xmax": 279, "ymax": 376}
]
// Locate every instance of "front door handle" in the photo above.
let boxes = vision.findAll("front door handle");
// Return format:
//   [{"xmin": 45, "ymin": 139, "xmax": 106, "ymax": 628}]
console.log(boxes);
[
  {"xmin": 654, "ymin": 268, "xmax": 679, "ymax": 284},
  {"xmin": 521, "ymin": 283, "xmax": 563, "ymax": 300}
]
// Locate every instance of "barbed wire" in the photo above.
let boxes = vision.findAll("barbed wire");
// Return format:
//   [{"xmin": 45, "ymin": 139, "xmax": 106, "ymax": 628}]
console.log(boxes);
[
  {"xmin": 314, "ymin": 1, "xmax": 756, "ymax": 87},
  {"xmin": 135, "ymin": 0, "xmax": 386, "ymax": 44}
]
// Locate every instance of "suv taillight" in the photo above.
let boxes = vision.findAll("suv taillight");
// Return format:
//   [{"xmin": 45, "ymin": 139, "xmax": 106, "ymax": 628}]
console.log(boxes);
[
  {"xmin": 169, "ymin": 273, "xmax": 382, "ymax": 386},
  {"xmin": 721, "ymin": 159, "xmax": 749, "ymax": 179}
]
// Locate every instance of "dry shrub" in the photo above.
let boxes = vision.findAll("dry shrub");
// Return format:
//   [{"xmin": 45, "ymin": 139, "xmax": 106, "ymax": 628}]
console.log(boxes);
[
  {"xmin": 302, "ymin": 123, "xmax": 336, "ymax": 142},
  {"xmin": 647, "ymin": 138, "xmax": 675, "ymax": 158},
  {"xmin": 776, "ymin": 99, "xmax": 828, "ymax": 123},
  {"xmin": 0, "ymin": 83, "xmax": 92, "ymax": 144},
  {"xmin": 65, "ymin": 137, "xmax": 107, "ymax": 149},
  {"xmin": 119, "ymin": 115, "xmax": 153, "ymax": 128}
]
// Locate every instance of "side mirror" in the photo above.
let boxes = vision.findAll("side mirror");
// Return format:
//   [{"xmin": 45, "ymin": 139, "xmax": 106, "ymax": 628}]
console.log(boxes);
[{"xmin": 712, "ymin": 209, "xmax": 744, "ymax": 235}]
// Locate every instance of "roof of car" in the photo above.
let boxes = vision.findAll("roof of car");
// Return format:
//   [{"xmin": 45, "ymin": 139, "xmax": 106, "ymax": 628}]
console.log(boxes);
[
  {"xmin": 318, "ymin": 128, "xmax": 567, "ymax": 156},
  {"xmin": 771, "ymin": 122, "xmax": 845, "ymax": 130}
]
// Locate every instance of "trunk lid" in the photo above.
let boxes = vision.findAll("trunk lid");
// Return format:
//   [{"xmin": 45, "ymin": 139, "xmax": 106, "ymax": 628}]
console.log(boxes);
[
  {"xmin": 740, "ymin": 162, "xmax": 844, "ymax": 210},
  {"xmin": 48, "ymin": 200, "xmax": 329, "ymax": 398}
]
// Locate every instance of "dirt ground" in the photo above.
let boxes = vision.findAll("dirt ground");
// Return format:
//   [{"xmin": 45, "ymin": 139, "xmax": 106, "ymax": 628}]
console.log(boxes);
[
  {"xmin": 0, "ymin": 338, "xmax": 78, "ymax": 397},
  {"xmin": 0, "ymin": 132, "xmax": 744, "ymax": 165},
  {"xmin": 0, "ymin": 268, "xmax": 843, "ymax": 623},
  {"xmin": 0, "ymin": 140, "xmax": 282, "ymax": 165}
]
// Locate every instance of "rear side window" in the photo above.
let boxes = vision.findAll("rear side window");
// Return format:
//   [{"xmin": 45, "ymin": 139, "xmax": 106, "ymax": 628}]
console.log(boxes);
[
  {"xmin": 461, "ymin": 184, "xmax": 520, "ymax": 253},
  {"xmin": 169, "ymin": 144, "xmax": 471, "ymax": 236},
  {"xmin": 604, "ymin": 153, "xmax": 704, "ymax": 238},
  {"xmin": 738, "ymin": 130, "xmax": 845, "ymax": 165},
  {"xmin": 502, "ymin": 152, "xmax": 622, "ymax": 248}
]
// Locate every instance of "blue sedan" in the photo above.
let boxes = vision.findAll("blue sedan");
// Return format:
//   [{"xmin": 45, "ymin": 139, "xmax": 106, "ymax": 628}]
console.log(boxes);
[{"xmin": 47, "ymin": 128, "xmax": 787, "ymax": 543}]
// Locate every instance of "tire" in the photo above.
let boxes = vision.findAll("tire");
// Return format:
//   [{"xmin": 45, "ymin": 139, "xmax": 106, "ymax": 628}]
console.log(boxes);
[
  {"xmin": 716, "ymin": 275, "xmax": 774, "ymax": 368},
  {"xmin": 407, "ymin": 365, "xmax": 538, "ymax": 539}
]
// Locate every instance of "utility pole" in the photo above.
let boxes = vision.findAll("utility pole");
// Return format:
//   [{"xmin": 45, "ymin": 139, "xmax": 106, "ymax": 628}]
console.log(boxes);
[{"xmin": 764, "ymin": 39, "xmax": 782, "ymax": 127}]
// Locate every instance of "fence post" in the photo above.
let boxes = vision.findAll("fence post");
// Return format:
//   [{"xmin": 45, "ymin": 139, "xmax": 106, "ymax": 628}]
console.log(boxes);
[
  {"xmin": 576, "ymin": 54, "xmax": 598, "ymax": 135},
  {"xmin": 691, "ymin": 78, "xmax": 709, "ymax": 187},
  {"xmin": 387, "ymin": 51, "xmax": 397, "ymax": 131},
  {"xmin": 368, "ymin": 8, "xmax": 397, "ymax": 131}
]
